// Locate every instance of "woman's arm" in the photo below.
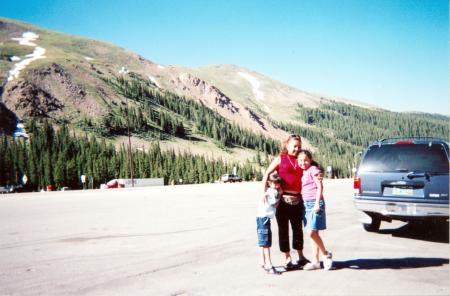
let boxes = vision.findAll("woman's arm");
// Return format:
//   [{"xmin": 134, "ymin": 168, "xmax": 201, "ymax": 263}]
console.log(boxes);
[{"xmin": 262, "ymin": 156, "xmax": 281, "ymax": 196}]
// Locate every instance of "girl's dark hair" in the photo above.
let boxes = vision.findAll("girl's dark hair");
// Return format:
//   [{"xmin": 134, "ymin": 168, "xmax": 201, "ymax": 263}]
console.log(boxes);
[
  {"xmin": 268, "ymin": 173, "xmax": 283, "ymax": 185},
  {"xmin": 299, "ymin": 149, "xmax": 313, "ymax": 160},
  {"xmin": 299, "ymin": 149, "xmax": 322, "ymax": 171}
]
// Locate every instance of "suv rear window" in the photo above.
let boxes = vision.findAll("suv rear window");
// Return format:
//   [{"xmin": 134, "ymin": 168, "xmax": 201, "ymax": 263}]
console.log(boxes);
[{"xmin": 359, "ymin": 143, "xmax": 449, "ymax": 173}]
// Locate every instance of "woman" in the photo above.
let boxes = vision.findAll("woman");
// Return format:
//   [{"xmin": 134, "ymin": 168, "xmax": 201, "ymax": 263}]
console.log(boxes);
[{"xmin": 262, "ymin": 134, "xmax": 309, "ymax": 269}]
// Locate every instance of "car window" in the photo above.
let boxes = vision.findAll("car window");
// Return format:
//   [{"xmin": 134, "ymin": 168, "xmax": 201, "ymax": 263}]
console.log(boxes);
[{"xmin": 359, "ymin": 144, "xmax": 449, "ymax": 173}]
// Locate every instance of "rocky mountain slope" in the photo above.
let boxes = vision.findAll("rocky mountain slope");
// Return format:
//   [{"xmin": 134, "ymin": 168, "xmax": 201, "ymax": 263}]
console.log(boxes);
[
  {"xmin": 1, "ymin": 17, "xmax": 447, "ymax": 169},
  {"xmin": 0, "ymin": 18, "xmax": 318, "ymax": 156}
]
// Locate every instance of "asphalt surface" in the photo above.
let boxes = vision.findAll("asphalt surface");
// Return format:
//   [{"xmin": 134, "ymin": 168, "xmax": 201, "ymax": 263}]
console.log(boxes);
[{"xmin": 0, "ymin": 179, "xmax": 448, "ymax": 296}]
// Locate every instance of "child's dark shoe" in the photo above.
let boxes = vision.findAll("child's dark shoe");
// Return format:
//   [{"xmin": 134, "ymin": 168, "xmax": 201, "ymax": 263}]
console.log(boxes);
[
  {"xmin": 266, "ymin": 266, "xmax": 282, "ymax": 275},
  {"xmin": 284, "ymin": 261, "xmax": 295, "ymax": 270}
]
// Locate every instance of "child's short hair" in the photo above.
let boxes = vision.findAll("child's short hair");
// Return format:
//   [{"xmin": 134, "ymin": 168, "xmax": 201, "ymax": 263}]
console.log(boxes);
[{"xmin": 268, "ymin": 173, "xmax": 282, "ymax": 184}]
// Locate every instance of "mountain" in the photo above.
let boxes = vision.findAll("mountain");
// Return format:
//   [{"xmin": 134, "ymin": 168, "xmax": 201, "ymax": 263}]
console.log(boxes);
[
  {"xmin": 189, "ymin": 64, "xmax": 379, "ymax": 120},
  {"xmin": 0, "ymin": 17, "xmax": 448, "ymax": 184},
  {"xmin": 0, "ymin": 18, "xmax": 289, "ymax": 158},
  {"xmin": 0, "ymin": 18, "xmax": 314, "ymax": 156}
]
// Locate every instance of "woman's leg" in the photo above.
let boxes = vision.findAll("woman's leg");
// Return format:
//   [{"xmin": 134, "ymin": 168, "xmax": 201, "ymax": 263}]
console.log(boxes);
[
  {"xmin": 289, "ymin": 203, "xmax": 307, "ymax": 260},
  {"xmin": 275, "ymin": 202, "xmax": 291, "ymax": 263}
]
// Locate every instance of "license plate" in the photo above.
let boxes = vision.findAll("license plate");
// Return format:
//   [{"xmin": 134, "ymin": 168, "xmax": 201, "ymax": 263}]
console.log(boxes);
[
  {"xmin": 392, "ymin": 187, "xmax": 414, "ymax": 196},
  {"xmin": 385, "ymin": 203, "xmax": 417, "ymax": 215}
]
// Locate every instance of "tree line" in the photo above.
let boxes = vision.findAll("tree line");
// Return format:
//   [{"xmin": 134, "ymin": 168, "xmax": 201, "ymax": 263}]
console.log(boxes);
[
  {"xmin": 4, "ymin": 74, "xmax": 446, "ymax": 185},
  {"xmin": 103, "ymin": 75, "xmax": 280, "ymax": 154},
  {"xmin": 273, "ymin": 101, "xmax": 449, "ymax": 178},
  {"xmin": 296, "ymin": 101, "xmax": 448, "ymax": 147},
  {"xmin": 0, "ymin": 121, "xmax": 262, "ymax": 190}
]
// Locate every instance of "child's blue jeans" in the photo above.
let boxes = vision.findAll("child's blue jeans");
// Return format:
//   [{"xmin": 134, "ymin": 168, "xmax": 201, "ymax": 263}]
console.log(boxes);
[{"xmin": 256, "ymin": 217, "xmax": 272, "ymax": 247}]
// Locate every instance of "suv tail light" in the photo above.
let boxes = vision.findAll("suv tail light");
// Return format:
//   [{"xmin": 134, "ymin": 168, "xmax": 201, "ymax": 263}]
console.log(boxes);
[{"xmin": 354, "ymin": 176, "xmax": 361, "ymax": 194}]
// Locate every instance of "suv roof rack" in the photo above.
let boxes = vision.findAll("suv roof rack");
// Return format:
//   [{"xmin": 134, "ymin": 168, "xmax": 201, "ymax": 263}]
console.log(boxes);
[
  {"xmin": 375, "ymin": 137, "xmax": 447, "ymax": 145},
  {"xmin": 378, "ymin": 136, "xmax": 445, "ymax": 142}
]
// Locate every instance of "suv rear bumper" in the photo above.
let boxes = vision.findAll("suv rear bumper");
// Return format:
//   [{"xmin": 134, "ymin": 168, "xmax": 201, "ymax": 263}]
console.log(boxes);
[{"xmin": 354, "ymin": 198, "xmax": 449, "ymax": 218}]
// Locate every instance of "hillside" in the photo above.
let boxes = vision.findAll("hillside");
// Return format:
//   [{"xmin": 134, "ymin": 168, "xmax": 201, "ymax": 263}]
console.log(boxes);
[
  {"xmin": 0, "ymin": 17, "xmax": 448, "ymax": 188},
  {"xmin": 0, "ymin": 18, "xmax": 291, "ymax": 157},
  {"xmin": 189, "ymin": 64, "xmax": 379, "ymax": 123}
]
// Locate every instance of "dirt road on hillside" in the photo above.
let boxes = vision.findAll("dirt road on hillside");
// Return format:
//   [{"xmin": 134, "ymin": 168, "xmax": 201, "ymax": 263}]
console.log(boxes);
[{"xmin": 0, "ymin": 180, "xmax": 448, "ymax": 296}]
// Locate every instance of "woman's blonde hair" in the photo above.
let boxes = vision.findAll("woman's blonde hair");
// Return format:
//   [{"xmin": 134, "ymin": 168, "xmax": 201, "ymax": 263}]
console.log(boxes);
[{"xmin": 280, "ymin": 134, "xmax": 302, "ymax": 155}]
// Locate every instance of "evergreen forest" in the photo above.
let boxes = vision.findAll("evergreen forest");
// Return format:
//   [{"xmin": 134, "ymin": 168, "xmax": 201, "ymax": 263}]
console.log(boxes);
[
  {"xmin": 1, "ymin": 73, "xmax": 448, "ymax": 189},
  {"xmin": 274, "ymin": 101, "xmax": 449, "ymax": 178},
  {"xmin": 79, "ymin": 75, "xmax": 279, "ymax": 155},
  {"xmin": 0, "ymin": 121, "xmax": 262, "ymax": 190}
]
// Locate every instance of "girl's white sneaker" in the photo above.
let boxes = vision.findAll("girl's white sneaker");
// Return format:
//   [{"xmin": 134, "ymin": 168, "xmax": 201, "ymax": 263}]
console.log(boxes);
[
  {"xmin": 303, "ymin": 262, "xmax": 321, "ymax": 271},
  {"xmin": 323, "ymin": 252, "xmax": 333, "ymax": 270}
]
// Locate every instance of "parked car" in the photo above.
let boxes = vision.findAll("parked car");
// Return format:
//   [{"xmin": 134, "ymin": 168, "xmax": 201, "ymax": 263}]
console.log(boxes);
[
  {"xmin": 100, "ymin": 179, "xmax": 125, "ymax": 189},
  {"xmin": 354, "ymin": 137, "xmax": 449, "ymax": 232},
  {"xmin": 0, "ymin": 185, "xmax": 20, "ymax": 193},
  {"xmin": 100, "ymin": 178, "xmax": 165, "ymax": 189},
  {"xmin": 221, "ymin": 174, "xmax": 242, "ymax": 183}
]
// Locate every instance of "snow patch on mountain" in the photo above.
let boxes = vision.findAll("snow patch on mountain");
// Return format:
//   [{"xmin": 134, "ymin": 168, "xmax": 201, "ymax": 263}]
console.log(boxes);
[
  {"xmin": 13, "ymin": 121, "xmax": 28, "ymax": 139},
  {"xmin": 238, "ymin": 71, "xmax": 264, "ymax": 101},
  {"xmin": 8, "ymin": 32, "xmax": 46, "ymax": 82},
  {"xmin": 12, "ymin": 32, "xmax": 39, "ymax": 46},
  {"xmin": 148, "ymin": 75, "xmax": 160, "ymax": 87},
  {"xmin": 119, "ymin": 66, "xmax": 129, "ymax": 75}
]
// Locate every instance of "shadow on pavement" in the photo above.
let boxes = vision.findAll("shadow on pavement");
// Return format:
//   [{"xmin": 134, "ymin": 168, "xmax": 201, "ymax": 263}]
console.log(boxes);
[
  {"xmin": 378, "ymin": 221, "xmax": 449, "ymax": 243},
  {"xmin": 333, "ymin": 257, "xmax": 449, "ymax": 270}
]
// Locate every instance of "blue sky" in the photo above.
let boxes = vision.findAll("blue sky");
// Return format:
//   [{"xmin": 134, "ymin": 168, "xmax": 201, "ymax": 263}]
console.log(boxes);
[{"xmin": 2, "ymin": 0, "xmax": 448, "ymax": 115}]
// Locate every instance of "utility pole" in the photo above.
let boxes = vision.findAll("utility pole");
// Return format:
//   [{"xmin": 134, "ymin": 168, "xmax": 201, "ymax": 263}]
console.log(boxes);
[
  {"xmin": 120, "ymin": 67, "xmax": 134, "ymax": 187},
  {"xmin": 126, "ymin": 96, "xmax": 134, "ymax": 187},
  {"xmin": 122, "ymin": 71, "xmax": 134, "ymax": 187}
]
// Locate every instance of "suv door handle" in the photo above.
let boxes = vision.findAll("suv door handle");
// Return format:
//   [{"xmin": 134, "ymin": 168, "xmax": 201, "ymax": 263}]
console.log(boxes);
[
  {"xmin": 407, "ymin": 172, "xmax": 430, "ymax": 181},
  {"xmin": 381, "ymin": 180, "xmax": 425, "ymax": 188}
]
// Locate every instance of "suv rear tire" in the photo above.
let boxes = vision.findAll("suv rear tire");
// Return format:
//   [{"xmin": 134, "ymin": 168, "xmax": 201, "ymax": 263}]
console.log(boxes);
[{"xmin": 362, "ymin": 213, "xmax": 381, "ymax": 232}]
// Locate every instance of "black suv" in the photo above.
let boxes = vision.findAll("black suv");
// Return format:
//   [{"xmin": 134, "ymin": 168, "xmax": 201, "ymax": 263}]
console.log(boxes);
[{"xmin": 354, "ymin": 137, "xmax": 449, "ymax": 232}]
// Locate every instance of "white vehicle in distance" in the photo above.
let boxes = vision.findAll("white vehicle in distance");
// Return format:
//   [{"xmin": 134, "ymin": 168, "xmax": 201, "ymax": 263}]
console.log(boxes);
[{"xmin": 221, "ymin": 174, "xmax": 242, "ymax": 183}]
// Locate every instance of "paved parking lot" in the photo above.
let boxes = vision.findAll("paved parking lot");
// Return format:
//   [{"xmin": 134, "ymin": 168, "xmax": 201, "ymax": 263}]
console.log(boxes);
[{"xmin": 0, "ymin": 179, "xmax": 448, "ymax": 295}]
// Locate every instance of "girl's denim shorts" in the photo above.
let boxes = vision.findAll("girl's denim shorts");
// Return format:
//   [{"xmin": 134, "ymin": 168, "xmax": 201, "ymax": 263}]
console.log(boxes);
[
  {"xmin": 303, "ymin": 199, "xmax": 326, "ymax": 231},
  {"xmin": 256, "ymin": 217, "xmax": 272, "ymax": 247}
]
